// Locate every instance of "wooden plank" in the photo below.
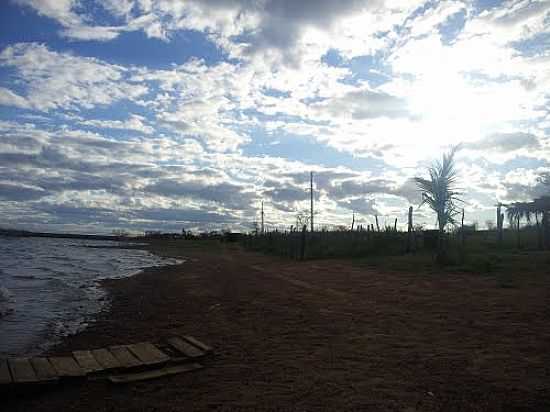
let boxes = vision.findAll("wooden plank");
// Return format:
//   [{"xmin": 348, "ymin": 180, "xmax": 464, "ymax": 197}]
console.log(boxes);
[
  {"xmin": 109, "ymin": 346, "xmax": 142, "ymax": 369},
  {"xmin": 183, "ymin": 335, "xmax": 213, "ymax": 353},
  {"xmin": 8, "ymin": 358, "xmax": 37, "ymax": 383},
  {"xmin": 0, "ymin": 359, "xmax": 12, "ymax": 384},
  {"xmin": 91, "ymin": 348, "xmax": 121, "ymax": 370},
  {"xmin": 30, "ymin": 358, "xmax": 58, "ymax": 381},
  {"xmin": 48, "ymin": 357, "xmax": 85, "ymax": 377},
  {"xmin": 108, "ymin": 363, "xmax": 203, "ymax": 384},
  {"xmin": 127, "ymin": 342, "xmax": 170, "ymax": 366},
  {"xmin": 167, "ymin": 337, "xmax": 205, "ymax": 359},
  {"xmin": 73, "ymin": 350, "xmax": 103, "ymax": 374}
]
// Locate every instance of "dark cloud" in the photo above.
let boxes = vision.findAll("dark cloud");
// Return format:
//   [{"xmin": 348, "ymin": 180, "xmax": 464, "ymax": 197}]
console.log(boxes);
[
  {"xmin": 136, "ymin": 208, "xmax": 240, "ymax": 225},
  {"xmin": 0, "ymin": 182, "xmax": 49, "ymax": 201},
  {"xmin": 144, "ymin": 179, "xmax": 257, "ymax": 210},
  {"xmin": 336, "ymin": 197, "xmax": 378, "ymax": 215},
  {"xmin": 241, "ymin": 0, "xmax": 373, "ymax": 64},
  {"xmin": 32, "ymin": 203, "xmax": 123, "ymax": 225},
  {"xmin": 264, "ymin": 185, "xmax": 320, "ymax": 203},
  {"xmin": 326, "ymin": 178, "xmax": 394, "ymax": 199},
  {"xmin": 501, "ymin": 180, "xmax": 550, "ymax": 203},
  {"xmin": 283, "ymin": 170, "xmax": 359, "ymax": 190}
]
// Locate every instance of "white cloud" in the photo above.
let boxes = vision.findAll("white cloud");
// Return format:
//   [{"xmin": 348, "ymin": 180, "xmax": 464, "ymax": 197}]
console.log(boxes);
[
  {"xmin": 2, "ymin": 0, "xmax": 550, "ymax": 231},
  {"xmin": 15, "ymin": 0, "xmax": 81, "ymax": 27},
  {"xmin": 405, "ymin": 0, "xmax": 466, "ymax": 38},
  {"xmin": 0, "ymin": 87, "xmax": 30, "ymax": 109},
  {"xmin": 78, "ymin": 114, "xmax": 154, "ymax": 134},
  {"xmin": 0, "ymin": 43, "xmax": 148, "ymax": 111},
  {"xmin": 16, "ymin": 0, "xmax": 126, "ymax": 41},
  {"xmin": 461, "ymin": 0, "xmax": 550, "ymax": 45}
]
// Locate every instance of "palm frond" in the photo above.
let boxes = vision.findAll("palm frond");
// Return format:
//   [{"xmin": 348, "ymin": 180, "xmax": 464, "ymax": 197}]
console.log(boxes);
[{"xmin": 414, "ymin": 145, "xmax": 462, "ymax": 232}]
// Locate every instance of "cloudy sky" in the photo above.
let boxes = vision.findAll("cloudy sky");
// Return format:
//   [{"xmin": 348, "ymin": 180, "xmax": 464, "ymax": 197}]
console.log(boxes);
[{"xmin": 0, "ymin": 0, "xmax": 549, "ymax": 234}]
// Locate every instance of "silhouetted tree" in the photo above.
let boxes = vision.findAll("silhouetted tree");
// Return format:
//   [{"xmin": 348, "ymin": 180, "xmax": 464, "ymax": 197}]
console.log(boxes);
[
  {"xmin": 414, "ymin": 146, "xmax": 462, "ymax": 263},
  {"xmin": 506, "ymin": 202, "xmax": 527, "ymax": 249}
]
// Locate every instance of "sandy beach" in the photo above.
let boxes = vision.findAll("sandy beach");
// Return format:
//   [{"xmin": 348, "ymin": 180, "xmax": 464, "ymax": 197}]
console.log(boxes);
[{"xmin": 5, "ymin": 240, "xmax": 550, "ymax": 411}]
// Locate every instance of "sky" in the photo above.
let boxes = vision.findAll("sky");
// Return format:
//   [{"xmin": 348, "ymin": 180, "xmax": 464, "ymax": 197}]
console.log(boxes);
[{"xmin": 0, "ymin": 0, "xmax": 549, "ymax": 234}]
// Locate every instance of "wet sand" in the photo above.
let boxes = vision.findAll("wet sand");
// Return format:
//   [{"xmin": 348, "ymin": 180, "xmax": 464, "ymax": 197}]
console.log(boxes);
[{"xmin": 5, "ymin": 240, "xmax": 550, "ymax": 411}]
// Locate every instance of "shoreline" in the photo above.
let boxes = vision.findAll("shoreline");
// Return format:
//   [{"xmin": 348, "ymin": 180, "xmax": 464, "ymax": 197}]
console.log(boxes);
[
  {"xmin": 0, "ymin": 238, "xmax": 185, "ymax": 358},
  {"xmin": 7, "ymin": 240, "xmax": 550, "ymax": 411},
  {"xmin": 42, "ymin": 241, "xmax": 188, "ymax": 357}
]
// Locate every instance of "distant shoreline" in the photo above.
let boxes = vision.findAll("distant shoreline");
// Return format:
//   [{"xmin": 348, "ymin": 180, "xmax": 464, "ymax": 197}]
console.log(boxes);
[{"xmin": 0, "ymin": 228, "xmax": 126, "ymax": 242}]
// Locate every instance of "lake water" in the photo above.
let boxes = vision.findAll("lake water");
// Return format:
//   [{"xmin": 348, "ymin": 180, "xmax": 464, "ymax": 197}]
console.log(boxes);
[{"xmin": 0, "ymin": 236, "xmax": 183, "ymax": 357}]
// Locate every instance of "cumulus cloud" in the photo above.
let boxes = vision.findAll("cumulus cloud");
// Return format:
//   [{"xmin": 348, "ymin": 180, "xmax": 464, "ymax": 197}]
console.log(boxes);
[
  {"xmin": 336, "ymin": 197, "xmax": 378, "ymax": 215},
  {"xmin": 500, "ymin": 167, "xmax": 550, "ymax": 202},
  {"xmin": 2, "ymin": 0, "xmax": 550, "ymax": 232},
  {"xmin": 313, "ymin": 88, "xmax": 411, "ymax": 120},
  {"xmin": 0, "ymin": 43, "xmax": 148, "ymax": 111},
  {"xmin": 461, "ymin": 0, "xmax": 550, "ymax": 45},
  {"xmin": 15, "ymin": 0, "xmax": 125, "ymax": 41},
  {"xmin": 0, "ymin": 87, "xmax": 30, "ymax": 109},
  {"xmin": 405, "ymin": 0, "xmax": 466, "ymax": 38},
  {"xmin": 144, "ymin": 179, "xmax": 257, "ymax": 211},
  {"xmin": 77, "ymin": 114, "xmax": 154, "ymax": 135},
  {"xmin": 466, "ymin": 132, "xmax": 540, "ymax": 152}
]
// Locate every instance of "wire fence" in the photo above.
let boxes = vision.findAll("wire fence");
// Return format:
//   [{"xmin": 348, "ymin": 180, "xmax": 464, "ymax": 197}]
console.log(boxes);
[{"xmin": 241, "ymin": 227, "xmax": 424, "ymax": 260}]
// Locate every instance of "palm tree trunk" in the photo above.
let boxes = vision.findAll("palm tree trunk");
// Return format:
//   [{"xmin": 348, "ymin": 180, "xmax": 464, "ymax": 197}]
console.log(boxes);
[
  {"xmin": 516, "ymin": 215, "xmax": 521, "ymax": 249},
  {"xmin": 544, "ymin": 211, "xmax": 550, "ymax": 250},
  {"xmin": 536, "ymin": 213, "xmax": 543, "ymax": 250},
  {"xmin": 437, "ymin": 213, "xmax": 445, "ymax": 263}
]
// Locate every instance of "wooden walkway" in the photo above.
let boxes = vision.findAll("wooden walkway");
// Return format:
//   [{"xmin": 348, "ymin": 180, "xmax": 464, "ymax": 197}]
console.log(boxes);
[{"xmin": 1, "ymin": 334, "xmax": 212, "ymax": 385}]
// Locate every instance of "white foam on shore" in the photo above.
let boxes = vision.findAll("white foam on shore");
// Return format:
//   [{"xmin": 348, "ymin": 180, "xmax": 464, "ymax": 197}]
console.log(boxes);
[
  {"xmin": 0, "ymin": 285, "xmax": 15, "ymax": 317},
  {"xmin": 0, "ymin": 237, "xmax": 186, "ymax": 357}
]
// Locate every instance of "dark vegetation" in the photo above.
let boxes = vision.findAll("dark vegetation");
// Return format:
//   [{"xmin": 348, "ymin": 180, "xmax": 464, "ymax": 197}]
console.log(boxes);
[
  {"xmin": 242, "ymin": 225, "xmax": 550, "ymax": 273},
  {"xmin": 242, "ymin": 148, "xmax": 550, "ymax": 275}
]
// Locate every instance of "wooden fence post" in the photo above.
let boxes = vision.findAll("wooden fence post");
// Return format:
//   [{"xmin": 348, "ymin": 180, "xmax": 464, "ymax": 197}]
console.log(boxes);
[
  {"xmin": 543, "ymin": 211, "xmax": 550, "ymax": 250},
  {"xmin": 300, "ymin": 225, "xmax": 307, "ymax": 260},
  {"xmin": 461, "ymin": 208, "xmax": 465, "ymax": 248},
  {"xmin": 407, "ymin": 206, "xmax": 413, "ymax": 253},
  {"xmin": 496, "ymin": 204, "xmax": 503, "ymax": 246}
]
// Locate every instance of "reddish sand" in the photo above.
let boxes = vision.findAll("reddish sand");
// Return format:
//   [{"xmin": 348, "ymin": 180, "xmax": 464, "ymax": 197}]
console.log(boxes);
[{"xmin": 5, "ymin": 241, "xmax": 550, "ymax": 411}]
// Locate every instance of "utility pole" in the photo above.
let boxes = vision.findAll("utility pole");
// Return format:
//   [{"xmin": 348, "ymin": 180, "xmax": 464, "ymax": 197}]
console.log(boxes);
[
  {"xmin": 310, "ymin": 171, "xmax": 314, "ymax": 233},
  {"xmin": 261, "ymin": 201, "xmax": 264, "ymax": 234}
]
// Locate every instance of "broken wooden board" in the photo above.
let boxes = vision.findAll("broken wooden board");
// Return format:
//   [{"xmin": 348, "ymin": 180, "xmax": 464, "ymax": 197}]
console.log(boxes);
[
  {"xmin": 8, "ymin": 358, "xmax": 37, "ymax": 383},
  {"xmin": 0, "ymin": 332, "xmax": 212, "ymax": 387},
  {"xmin": 0, "ymin": 359, "xmax": 12, "ymax": 385},
  {"xmin": 127, "ymin": 343, "xmax": 169, "ymax": 366},
  {"xmin": 48, "ymin": 357, "xmax": 85, "ymax": 377},
  {"xmin": 73, "ymin": 350, "xmax": 103, "ymax": 374},
  {"xmin": 30, "ymin": 358, "xmax": 58, "ymax": 382},
  {"xmin": 109, "ymin": 346, "xmax": 142, "ymax": 369},
  {"xmin": 91, "ymin": 349, "xmax": 121, "ymax": 370},
  {"xmin": 183, "ymin": 336, "xmax": 213, "ymax": 354},
  {"xmin": 167, "ymin": 337, "xmax": 205, "ymax": 359},
  {"xmin": 108, "ymin": 363, "xmax": 203, "ymax": 384}
]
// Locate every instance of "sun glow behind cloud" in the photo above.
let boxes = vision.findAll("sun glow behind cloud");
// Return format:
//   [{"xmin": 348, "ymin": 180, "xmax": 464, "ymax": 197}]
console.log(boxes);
[{"xmin": 0, "ymin": 0, "xmax": 549, "ymax": 233}]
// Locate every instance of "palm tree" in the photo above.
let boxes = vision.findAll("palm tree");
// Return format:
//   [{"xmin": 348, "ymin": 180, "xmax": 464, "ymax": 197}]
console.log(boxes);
[
  {"xmin": 533, "ymin": 196, "xmax": 550, "ymax": 249},
  {"xmin": 525, "ymin": 200, "xmax": 543, "ymax": 250},
  {"xmin": 414, "ymin": 146, "xmax": 462, "ymax": 263},
  {"xmin": 506, "ymin": 202, "xmax": 529, "ymax": 249}
]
